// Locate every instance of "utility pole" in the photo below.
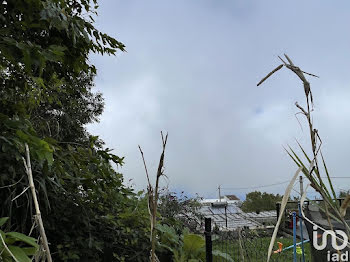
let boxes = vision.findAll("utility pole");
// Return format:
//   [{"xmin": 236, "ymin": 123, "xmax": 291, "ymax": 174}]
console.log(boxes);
[
  {"xmin": 299, "ymin": 175, "xmax": 304, "ymax": 197},
  {"xmin": 218, "ymin": 185, "xmax": 221, "ymax": 202}
]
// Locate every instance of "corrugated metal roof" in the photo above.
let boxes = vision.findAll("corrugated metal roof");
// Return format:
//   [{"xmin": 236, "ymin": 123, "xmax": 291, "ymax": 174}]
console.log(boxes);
[{"xmin": 199, "ymin": 199, "xmax": 276, "ymax": 230}]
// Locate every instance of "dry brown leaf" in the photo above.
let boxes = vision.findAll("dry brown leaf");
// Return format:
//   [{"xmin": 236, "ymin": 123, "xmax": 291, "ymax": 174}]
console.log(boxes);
[{"xmin": 340, "ymin": 195, "xmax": 350, "ymax": 217}]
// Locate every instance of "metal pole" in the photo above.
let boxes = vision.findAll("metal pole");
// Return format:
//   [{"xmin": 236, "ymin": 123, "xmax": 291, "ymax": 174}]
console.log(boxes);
[
  {"xmin": 218, "ymin": 185, "xmax": 221, "ymax": 202},
  {"xmin": 292, "ymin": 212, "xmax": 297, "ymax": 262},
  {"xmin": 205, "ymin": 217, "xmax": 213, "ymax": 262},
  {"xmin": 276, "ymin": 202, "xmax": 281, "ymax": 220},
  {"xmin": 225, "ymin": 205, "xmax": 228, "ymax": 228},
  {"xmin": 298, "ymin": 203, "xmax": 305, "ymax": 262},
  {"xmin": 299, "ymin": 175, "xmax": 304, "ymax": 196}
]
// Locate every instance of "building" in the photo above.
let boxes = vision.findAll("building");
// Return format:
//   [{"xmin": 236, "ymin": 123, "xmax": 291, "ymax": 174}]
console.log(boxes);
[{"xmin": 199, "ymin": 195, "xmax": 276, "ymax": 230}]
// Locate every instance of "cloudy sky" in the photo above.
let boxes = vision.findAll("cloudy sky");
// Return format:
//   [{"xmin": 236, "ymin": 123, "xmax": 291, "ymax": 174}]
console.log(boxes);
[{"xmin": 88, "ymin": 1, "xmax": 350, "ymax": 199}]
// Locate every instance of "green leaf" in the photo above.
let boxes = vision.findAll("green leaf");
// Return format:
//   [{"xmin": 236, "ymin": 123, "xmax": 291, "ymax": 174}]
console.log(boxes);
[
  {"xmin": 22, "ymin": 247, "xmax": 38, "ymax": 256},
  {"xmin": 212, "ymin": 249, "xmax": 234, "ymax": 262},
  {"xmin": 0, "ymin": 230, "xmax": 6, "ymax": 242},
  {"xmin": 8, "ymin": 245, "xmax": 31, "ymax": 262},
  {"xmin": 6, "ymin": 232, "xmax": 39, "ymax": 248},
  {"xmin": 0, "ymin": 217, "xmax": 9, "ymax": 227},
  {"xmin": 183, "ymin": 233, "xmax": 204, "ymax": 254},
  {"xmin": 321, "ymin": 151, "xmax": 338, "ymax": 203},
  {"xmin": 48, "ymin": 45, "xmax": 67, "ymax": 57}
]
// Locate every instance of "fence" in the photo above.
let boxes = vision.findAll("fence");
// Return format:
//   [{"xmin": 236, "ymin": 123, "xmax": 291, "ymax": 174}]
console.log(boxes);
[{"xmin": 204, "ymin": 217, "xmax": 311, "ymax": 262}]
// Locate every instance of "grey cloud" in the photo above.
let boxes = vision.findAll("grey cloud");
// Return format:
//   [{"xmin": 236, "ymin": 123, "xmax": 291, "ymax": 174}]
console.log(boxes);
[{"xmin": 88, "ymin": 0, "xmax": 350, "ymax": 198}]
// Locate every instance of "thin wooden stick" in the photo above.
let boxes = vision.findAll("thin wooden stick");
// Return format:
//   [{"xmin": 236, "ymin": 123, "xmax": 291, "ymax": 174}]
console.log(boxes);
[{"xmin": 22, "ymin": 143, "xmax": 52, "ymax": 262}]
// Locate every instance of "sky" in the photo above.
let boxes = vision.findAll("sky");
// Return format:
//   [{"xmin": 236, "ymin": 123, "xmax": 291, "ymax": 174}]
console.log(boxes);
[{"xmin": 88, "ymin": 0, "xmax": 350, "ymax": 199}]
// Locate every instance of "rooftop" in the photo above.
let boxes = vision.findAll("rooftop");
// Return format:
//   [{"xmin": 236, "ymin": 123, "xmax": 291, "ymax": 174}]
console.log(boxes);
[{"xmin": 199, "ymin": 197, "xmax": 276, "ymax": 230}]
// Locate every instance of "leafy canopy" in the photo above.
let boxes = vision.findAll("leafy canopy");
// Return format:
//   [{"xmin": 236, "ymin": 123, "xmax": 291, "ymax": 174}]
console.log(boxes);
[
  {"xmin": 241, "ymin": 191, "xmax": 282, "ymax": 213},
  {"xmin": 0, "ymin": 0, "xmax": 150, "ymax": 261}
]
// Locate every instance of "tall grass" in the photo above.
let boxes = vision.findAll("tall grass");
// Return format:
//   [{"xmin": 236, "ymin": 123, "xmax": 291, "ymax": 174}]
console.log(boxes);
[{"xmin": 258, "ymin": 54, "xmax": 350, "ymax": 260}]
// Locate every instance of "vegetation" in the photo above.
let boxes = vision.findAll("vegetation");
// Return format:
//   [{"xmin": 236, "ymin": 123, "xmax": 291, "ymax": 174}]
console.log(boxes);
[
  {"xmin": 158, "ymin": 191, "xmax": 204, "ymax": 233},
  {"xmin": 3, "ymin": 1, "xmax": 328, "ymax": 261},
  {"xmin": 139, "ymin": 132, "xmax": 168, "ymax": 262},
  {"xmin": 213, "ymin": 235, "xmax": 312, "ymax": 262},
  {"xmin": 157, "ymin": 224, "xmax": 232, "ymax": 262},
  {"xmin": 0, "ymin": 217, "xmax": 39, "ymax": 262},
  {"xmin": 241, "ymin": 191, "xmax": 282, "ymax": 213},
  {"xmin": 0, "ymin": 0, "xmax": 150, "ymax": 261},
  {"xmin": 259, "ymin": 54, "xmax": 350, "ymax": 261}
]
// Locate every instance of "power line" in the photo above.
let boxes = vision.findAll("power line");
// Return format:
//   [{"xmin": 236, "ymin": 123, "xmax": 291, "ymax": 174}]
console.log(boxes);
[
  {"xmin": 323, "ymin": 177, "xmax": 350, "ymax": 179},
  {"xmin": 220, "ymin": 176, "xmax": 350, "ymax": 191},
  {"xmin": 221, "ymin": 180, "xmax": 290, "ymax": 191}
]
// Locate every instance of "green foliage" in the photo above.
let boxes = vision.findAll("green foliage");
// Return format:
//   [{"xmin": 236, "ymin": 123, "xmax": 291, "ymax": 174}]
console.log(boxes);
[
  {"xmin": 0, "ymin": 217, "xmax": 39, "ymax": 262},
  {"xmin": 0, "ymin": 110, "xmax": 151, "ymax": 261},
  {"xmin": 241, "ymin": 191, "xmax": 282, "ymax": 213},
  {"xmin": 157, "ymin": 224, "xmax": 233, "ymax": 262},
  {"xmin": 0, "ymin": 0, "xmax": 150, "ymax": 261},
  {"xmin": 213, "ymin": 236, "xmax": 312, "ymax": 262},
  {"xmin": 158, "ymin": 191, "xmax": 204, "ymax": 233}
]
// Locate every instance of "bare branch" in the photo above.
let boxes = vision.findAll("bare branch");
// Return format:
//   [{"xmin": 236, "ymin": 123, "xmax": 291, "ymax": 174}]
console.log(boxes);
[
  {"xmin": 0, "ymin": 176, "xmax": 24, "ymax": 189},
  {"xmin": 11, "ymin": 185, "xmax": 29, "ymax": 201},
  {"xmin": 295, "ymin": 102, "xmax": 308, "ymax": 115}
]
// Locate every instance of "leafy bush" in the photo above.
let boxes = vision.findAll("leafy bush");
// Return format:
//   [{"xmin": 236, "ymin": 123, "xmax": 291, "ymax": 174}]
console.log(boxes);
[
  {"xmin": 158, "ymin": 191, "xmax": 204, "ymax": 233},
  {"xmin": 0, "ymin": 217, "xmax": 39, "ymax": 262},
  {"xmin": 157, "ymin": 224, "xmax": 233, "ymax": 262},
  {"xmin": 241, "ymin": 191, "xmax": 282, "ymax": 213},
  {"xmin": 0, "ymin": 0, "xmax": 150, "ymax": 261}
]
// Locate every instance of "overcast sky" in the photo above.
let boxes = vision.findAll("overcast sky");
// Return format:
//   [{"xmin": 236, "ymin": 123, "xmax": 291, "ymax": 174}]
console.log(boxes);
[{"xmin": 88, "ymin": 1, "xmax": 350, "ymax": 199}]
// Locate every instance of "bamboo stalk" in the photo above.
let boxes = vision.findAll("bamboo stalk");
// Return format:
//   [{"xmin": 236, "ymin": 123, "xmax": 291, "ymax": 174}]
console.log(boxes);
[{"xmin": 22, "ymin": 143, "xmax": 52, "ymax": 262}]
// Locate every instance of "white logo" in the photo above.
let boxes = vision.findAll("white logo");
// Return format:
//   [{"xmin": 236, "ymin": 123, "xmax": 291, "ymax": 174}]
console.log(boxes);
[
  {"xmin": 313, "ymin": 225, "xmax": 349, "ymax": 262},
  {"xmin": 313, "ymin": 225, "xmax": 348, "ymax": 251}
]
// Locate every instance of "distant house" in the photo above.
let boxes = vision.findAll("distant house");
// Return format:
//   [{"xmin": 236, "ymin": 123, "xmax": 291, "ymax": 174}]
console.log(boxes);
[
  {"xmin": 225, "ymin": 194, "xmax": 240, "ymax": 201},
  {"xmin": 199, "ymin": 195, "xmax": 276, "ymax": 231}
]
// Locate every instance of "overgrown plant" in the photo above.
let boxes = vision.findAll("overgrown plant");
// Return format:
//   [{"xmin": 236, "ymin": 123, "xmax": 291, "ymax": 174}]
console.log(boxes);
[
  {"xmin": 1, "ymin": 1, "xmax": 152, "ymax": 260},
  {"xmin": 139, "ymin": 132, "xmax": 168, "ymax": 262},
  {"xmin": 156, "ymin": 224, "xmax": 233, "ymax": 262},
  {"xmin": 0, "ymin": 217, "xmax": 39, "ymax": 262},
  {"xmin": 158, "ymin": 190, "xmax": 204, "ymax": 233},
  {"xmin": 259, "ymin": 54, "xmax": 350, "ymax": 260}
]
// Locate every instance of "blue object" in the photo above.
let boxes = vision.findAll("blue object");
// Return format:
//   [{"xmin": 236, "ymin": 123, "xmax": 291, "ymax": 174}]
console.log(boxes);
[
  {"xmin": 293, "ymin": 212, "xmax": 297, "ymax": 262},
  {"xmin": 299, "ymin": 203, "xmax": 306, "ymax": 262},
  {"xmin": 282, "ymin": 239, "xmax": 310, "ymax": 251}
]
